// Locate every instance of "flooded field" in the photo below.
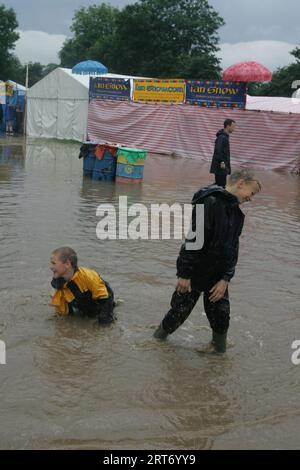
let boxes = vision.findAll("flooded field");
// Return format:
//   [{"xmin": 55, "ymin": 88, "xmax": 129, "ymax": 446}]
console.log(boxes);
[{"xmin": 0, "ymin": 136, "xmax": 300, "ymax": 449}]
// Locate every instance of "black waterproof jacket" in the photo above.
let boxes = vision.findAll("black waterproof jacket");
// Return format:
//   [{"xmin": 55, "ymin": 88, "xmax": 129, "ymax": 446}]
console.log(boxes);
[
  {"xmin": 210, "ymin": 129, "xmax": 231, "ymax": 175},
  {"xmin": 176, "ymin": 185, "xmax": 245, "ymax": 291}
]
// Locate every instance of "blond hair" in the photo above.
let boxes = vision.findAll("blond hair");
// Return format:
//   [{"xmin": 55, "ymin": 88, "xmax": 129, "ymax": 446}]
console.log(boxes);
[{"xmin": 228, "ymin": 169, "xmax": 262, "ymax": 191}]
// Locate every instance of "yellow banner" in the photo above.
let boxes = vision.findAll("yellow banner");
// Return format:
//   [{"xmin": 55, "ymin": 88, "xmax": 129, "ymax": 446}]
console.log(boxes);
[
  {"xmin": 133, "ymin": 79, "xmax": 185, "ymax": 104},
  {"xmin": 0, "ymin": 82, "xmax": 6, "ymax": 96},
  {"xmin": 5, "ymin": 83, "xmax": 13, "ymax": 96}
]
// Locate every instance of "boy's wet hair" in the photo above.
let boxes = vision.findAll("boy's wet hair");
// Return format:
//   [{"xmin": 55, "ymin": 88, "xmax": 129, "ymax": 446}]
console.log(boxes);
[
  {"xmin": 228, "ymin": 169, "xmax": 262, "ymax": 191},
  {"xmin": 52, "ymin": 247, "xmax": 78, "ymax": 269}
]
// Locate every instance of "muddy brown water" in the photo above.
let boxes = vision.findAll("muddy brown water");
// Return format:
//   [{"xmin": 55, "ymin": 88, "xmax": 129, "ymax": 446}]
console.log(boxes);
[{"xmin": 0, "ymin": 137, "xmax": 300, "ymax": 449}]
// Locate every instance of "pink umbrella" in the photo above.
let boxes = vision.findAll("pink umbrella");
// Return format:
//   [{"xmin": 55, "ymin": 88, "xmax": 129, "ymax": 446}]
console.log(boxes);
[{"xmin": 222, "ymin": 61, "xmax": 272, "ymax": 82}]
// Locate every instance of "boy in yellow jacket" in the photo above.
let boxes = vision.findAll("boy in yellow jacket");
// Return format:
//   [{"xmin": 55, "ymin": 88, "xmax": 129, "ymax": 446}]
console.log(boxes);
[{"xmin": 50, "ymin": 247, "xmax": 115, "ymax": 324}]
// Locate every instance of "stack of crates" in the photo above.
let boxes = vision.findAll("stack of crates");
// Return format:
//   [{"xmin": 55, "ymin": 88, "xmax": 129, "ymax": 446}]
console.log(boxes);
[
  {"xmin": 81, "ymin": 142, "xmax": 118, "ymax": 181},
  {"xmin": 116, "ymin": 147, "xmax": 147, "ymax": 183}
]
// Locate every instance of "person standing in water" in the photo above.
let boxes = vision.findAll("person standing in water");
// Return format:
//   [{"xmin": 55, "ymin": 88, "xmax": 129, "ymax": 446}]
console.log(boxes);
[
  {"xmin": 210, "ymin": 119, "xmax": 236, "ymax": 188},
  {"xmin": 154, "ymin": 169, "xmax": 261, "ymax": 353}
]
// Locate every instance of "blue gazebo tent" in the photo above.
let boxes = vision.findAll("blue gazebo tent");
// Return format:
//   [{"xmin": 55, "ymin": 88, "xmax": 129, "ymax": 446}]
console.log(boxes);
[{"xmin": 72, "ymin": 60, "xmax": 108, "ymax": 75}]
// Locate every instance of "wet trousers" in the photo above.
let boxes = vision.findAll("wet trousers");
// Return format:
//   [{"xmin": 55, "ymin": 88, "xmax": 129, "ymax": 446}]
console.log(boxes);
[
  {"xmin": 161, "ymin": 288, "xmax": 230, "ymax": 335},
  {"xmin": 214, "ymin": 173, "xmax": 227, "ymax": 188}
]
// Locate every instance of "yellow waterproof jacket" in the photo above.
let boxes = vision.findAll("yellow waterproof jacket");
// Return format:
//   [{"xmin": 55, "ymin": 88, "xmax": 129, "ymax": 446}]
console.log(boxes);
[{"xmin": 51, "ymin": 267, "xmax": 109, "ymax": 315}]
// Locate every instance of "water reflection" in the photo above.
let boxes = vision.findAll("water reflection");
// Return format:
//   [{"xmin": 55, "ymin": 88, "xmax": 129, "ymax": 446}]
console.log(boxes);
[
  {"xmin": 0, "ymin": 142, "xmax": 25, "ymax": 181},
  {"xmin": 0, "ymin": 137, "xmax": 299, "ymax": 449}
]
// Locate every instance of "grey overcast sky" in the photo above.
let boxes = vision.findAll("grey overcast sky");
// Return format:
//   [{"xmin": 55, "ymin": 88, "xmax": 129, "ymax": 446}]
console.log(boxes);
[{"xmin": 3, "ymin": 0, "xmax": 300, "ymax": 70}]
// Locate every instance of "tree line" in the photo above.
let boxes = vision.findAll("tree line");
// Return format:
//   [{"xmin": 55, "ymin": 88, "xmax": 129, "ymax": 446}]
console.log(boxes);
[{"xmin": 0, "ymin": 1, "xmax": 299, "ymax": 96}]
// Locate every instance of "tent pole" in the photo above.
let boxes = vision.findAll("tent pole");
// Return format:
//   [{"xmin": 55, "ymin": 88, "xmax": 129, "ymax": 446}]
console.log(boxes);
[{"xmin": 24, "ymin": 64, "xmax": 29, "ymax": 136}]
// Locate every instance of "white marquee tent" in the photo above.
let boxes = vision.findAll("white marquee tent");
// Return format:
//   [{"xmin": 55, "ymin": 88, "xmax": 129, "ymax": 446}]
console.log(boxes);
[
  {"xmin": 246, "ymin": 94, "xmax": 300, "ymax": 114},
  {"xmin": 26, "ymin": 67, "xmax": 139, "ymax": 141}
]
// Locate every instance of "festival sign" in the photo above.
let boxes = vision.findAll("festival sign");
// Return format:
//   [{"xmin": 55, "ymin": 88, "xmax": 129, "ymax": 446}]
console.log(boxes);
[
  {"xmin": 0, "ymin": 83, "xmax": 13, "ymax": 97},
  {"xmin": 186, "ymin": 80, "xmax": 246, "ymax": 108},
  {"xmin": 89, "ymin": 77, "xmax": 131, "ymax": 101},
  {"xmin": 0, "ymin": 82, "xmax": 14, "ymax": 105},
  {"xmin": 133, "ymin": 79, "xmax": 185, "ymax": 104}
]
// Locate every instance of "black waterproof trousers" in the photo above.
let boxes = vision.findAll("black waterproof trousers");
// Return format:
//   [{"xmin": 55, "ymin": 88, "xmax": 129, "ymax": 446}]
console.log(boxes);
[
  {"xmin": 161, "ymin": 288, "xmax": 230, "ymax": 335},
  {"xmin": 214, "ymin": 173, "xmax": 227, "ymax": 188}
]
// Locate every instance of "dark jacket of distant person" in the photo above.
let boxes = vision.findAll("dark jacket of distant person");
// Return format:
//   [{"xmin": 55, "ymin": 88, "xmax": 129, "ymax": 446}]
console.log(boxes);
[{"xmin": 210, "ymin": 129, "xmax": 232, "ymax": 176}]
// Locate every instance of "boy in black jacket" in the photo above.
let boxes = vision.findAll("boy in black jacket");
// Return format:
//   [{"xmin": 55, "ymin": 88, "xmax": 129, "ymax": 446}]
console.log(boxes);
[
  {"xmin": 210, "ymin": 118, "xmax": 236, "ymax": 188},
  {"xmin": 154, "ymin": 169, "xmax": 261, "ymax": 353}
]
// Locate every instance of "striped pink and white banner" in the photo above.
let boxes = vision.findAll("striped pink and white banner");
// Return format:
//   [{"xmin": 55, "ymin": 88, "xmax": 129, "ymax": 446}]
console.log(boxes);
[{"xmin": 87, "ymin": 100, "xmax": 300, "ymax": 173}]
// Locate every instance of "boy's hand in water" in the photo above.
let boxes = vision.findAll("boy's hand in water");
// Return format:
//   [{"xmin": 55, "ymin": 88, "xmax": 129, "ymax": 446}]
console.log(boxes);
[{"xmin": 176, "ymin": 278, "xmax": 192, "ymax": 294}]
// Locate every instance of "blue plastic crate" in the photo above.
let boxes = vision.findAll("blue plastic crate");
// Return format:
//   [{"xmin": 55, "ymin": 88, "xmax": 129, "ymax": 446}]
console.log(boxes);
[
  {"xmin": 92, "ymin": 150, "xmax": 117, "ymax": 181},
  {"xmin": 116, "ymin": 162, "xmax": 144, "ymax": 180},
  {"xmin": 83, "ymin": 153, "xmax": 95, "ymax": 176}
]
